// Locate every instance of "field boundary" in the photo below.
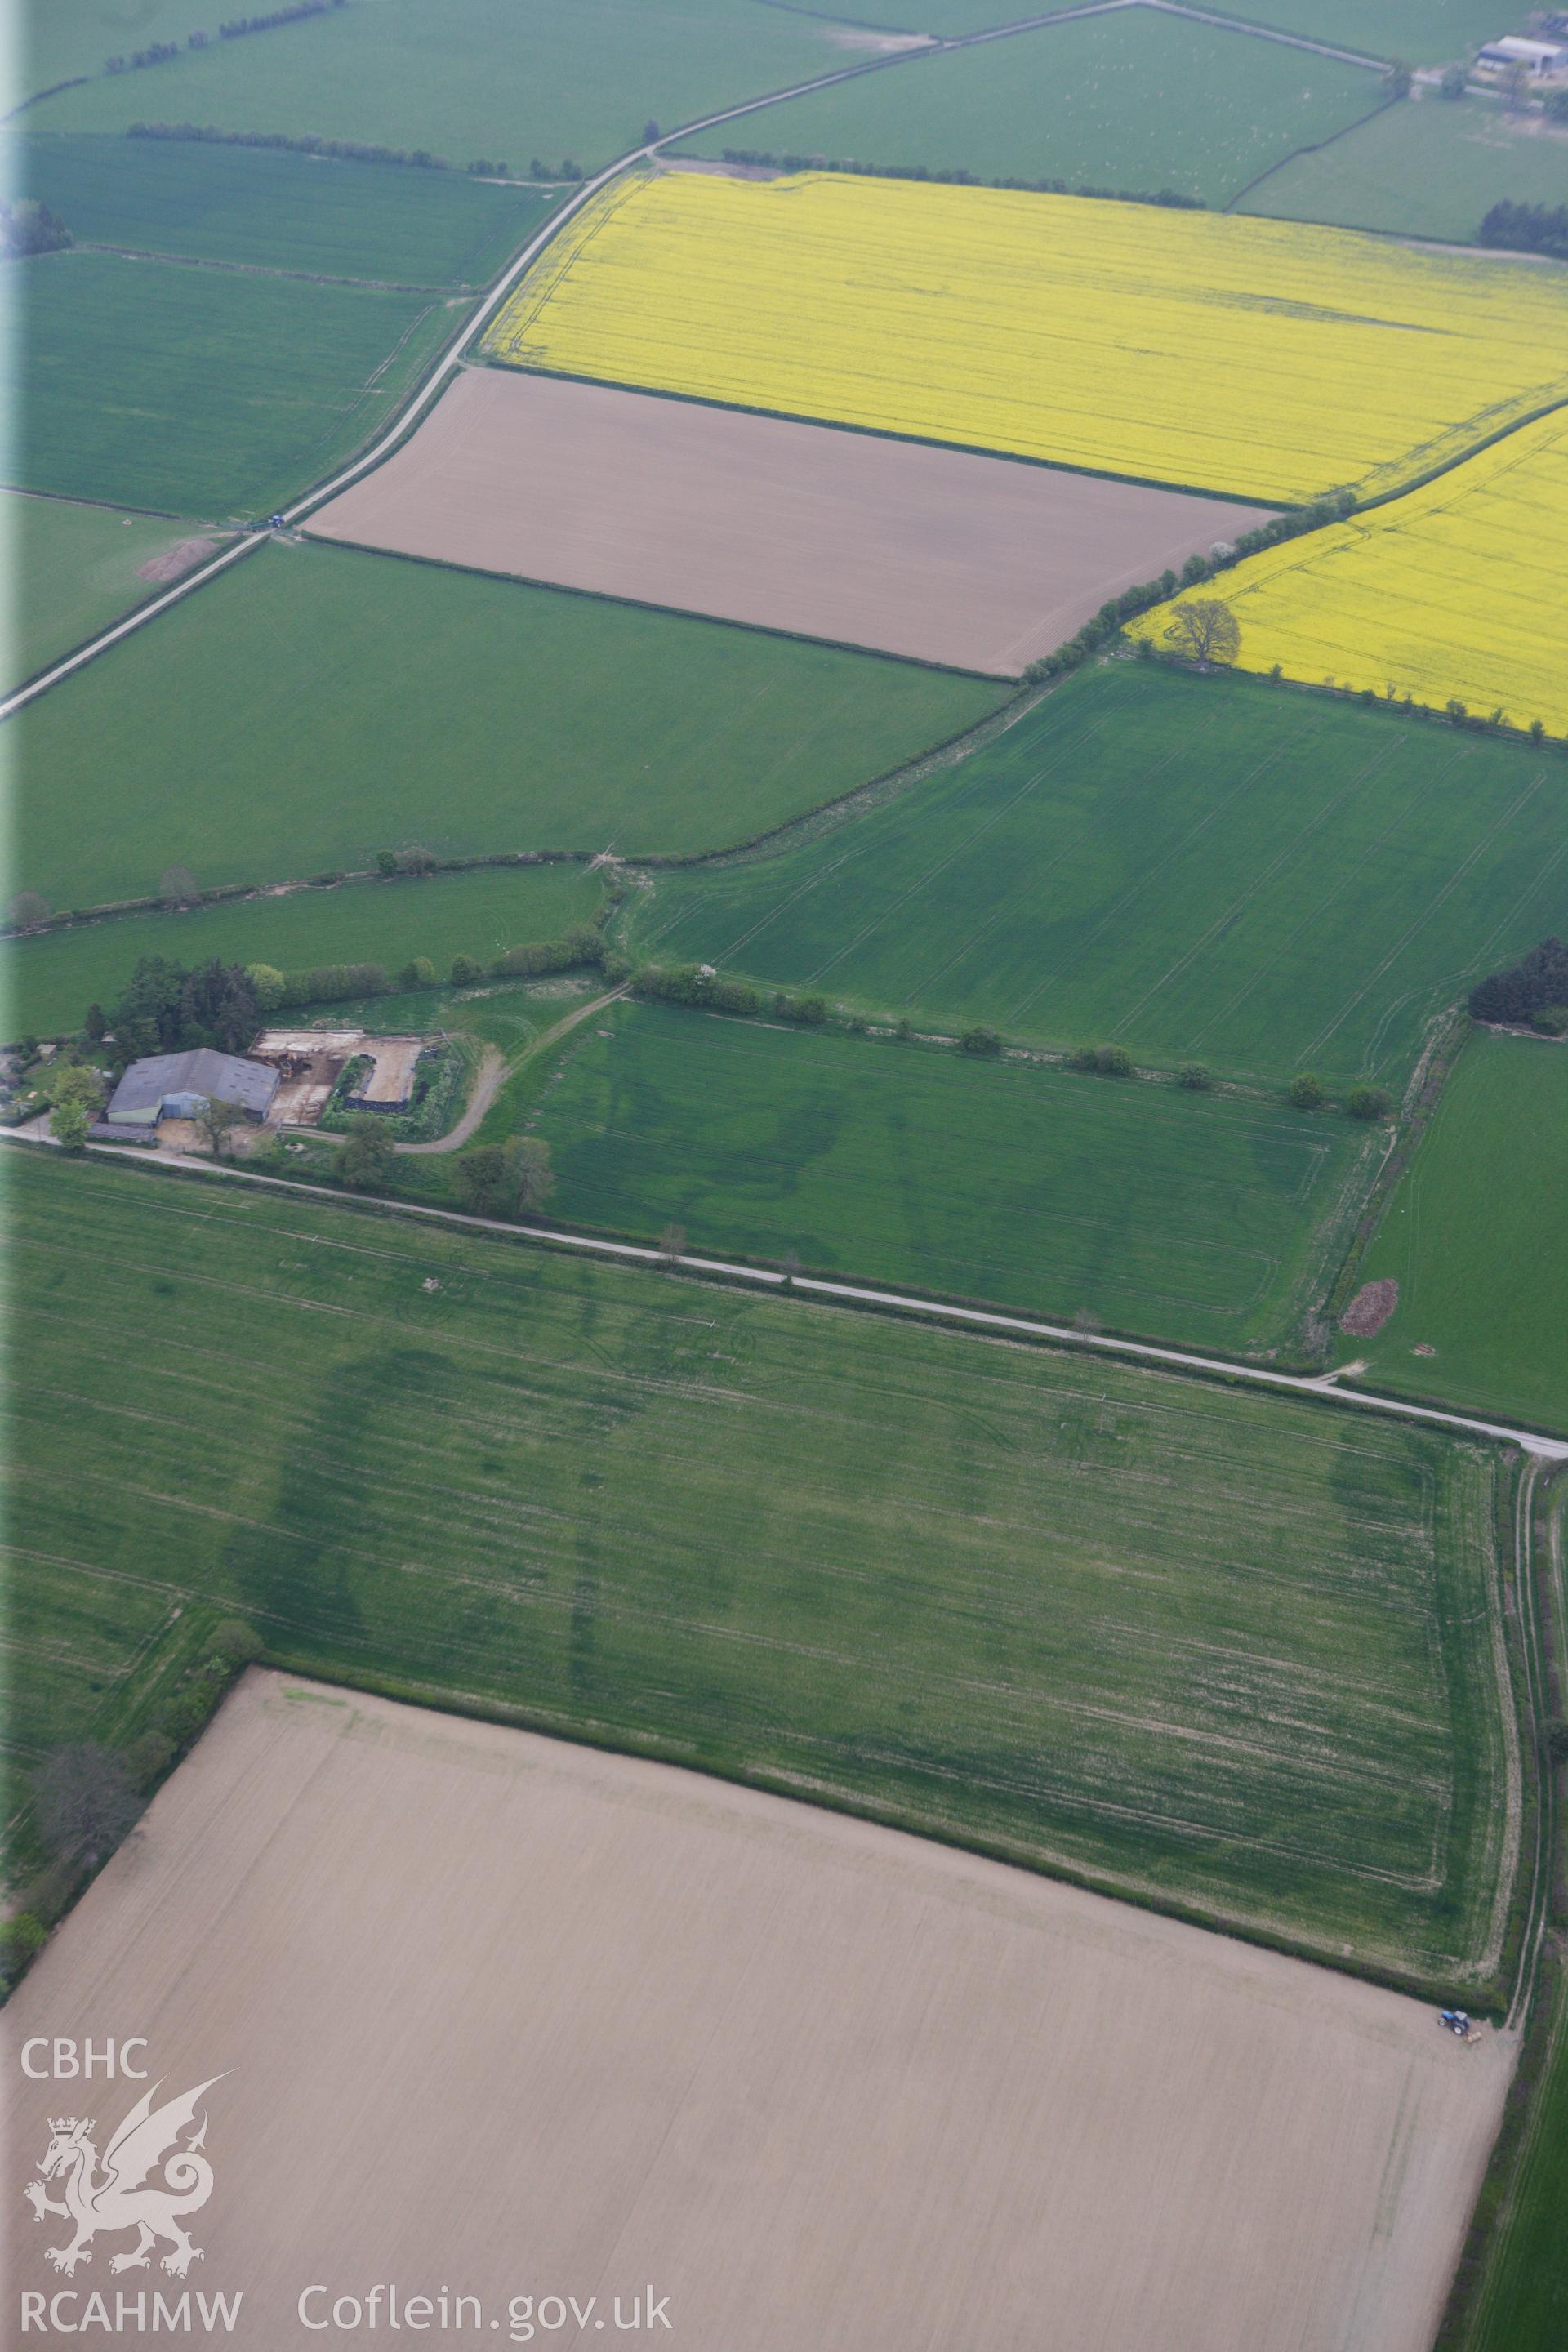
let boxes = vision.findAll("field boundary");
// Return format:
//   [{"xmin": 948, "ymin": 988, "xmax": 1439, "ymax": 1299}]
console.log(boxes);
[
  {"xmin": 10, "ymin": 1132, "xmax": 1566, "ymax": 1463},
  {"xmin": 297, "ymin": 523, "xmax": 1011, "ymax": 682}
]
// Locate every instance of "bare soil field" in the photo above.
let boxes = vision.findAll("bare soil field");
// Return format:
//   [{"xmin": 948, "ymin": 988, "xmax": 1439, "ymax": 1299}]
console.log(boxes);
[
  {"xmin": 135, "ymin": 534, "xmax": 223, "ymax": 584},
  {"xmin": 305, "ymin": 370, "xmax": 1266, "ymax": 675},
  {"xmin": 7, "ymin": 1672, "xmax": 1512, "ymax": 2350}
]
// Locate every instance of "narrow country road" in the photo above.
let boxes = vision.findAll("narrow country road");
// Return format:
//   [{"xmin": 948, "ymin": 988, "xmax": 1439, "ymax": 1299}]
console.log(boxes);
[{"xmin": 7, "ymin": 1130, "xmax": 1566, "ymax": 1463}]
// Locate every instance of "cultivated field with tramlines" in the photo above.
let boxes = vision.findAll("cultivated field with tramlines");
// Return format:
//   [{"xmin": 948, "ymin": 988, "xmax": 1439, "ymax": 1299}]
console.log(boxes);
[
  {"xmin": 485, "ymin": 167, "xmax": 1568, "ymax": 501},
  {"xmin": 8, "ymin": 1152, "xmax": 1523, "ymax": 1993}
]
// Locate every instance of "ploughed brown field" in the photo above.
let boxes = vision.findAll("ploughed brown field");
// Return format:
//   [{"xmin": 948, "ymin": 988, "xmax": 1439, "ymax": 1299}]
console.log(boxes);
[
  {"xmin": 305, "ymin": 369, "xmax": 1267, "ymax": 675},
  {"xmin": 7, "ymin": 1673, "xmax": 1511, "ymax": 2350}
]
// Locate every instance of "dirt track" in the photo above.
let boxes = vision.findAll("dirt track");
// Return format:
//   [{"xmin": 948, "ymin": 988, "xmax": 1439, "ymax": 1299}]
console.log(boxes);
[
  {"xmin": 6, "ymin": 1671, "xmax": 1513, "ymax": 2351},
  {"xmin": 306, "ymin": 369, "xmax": 1266, "ymax": 675}
]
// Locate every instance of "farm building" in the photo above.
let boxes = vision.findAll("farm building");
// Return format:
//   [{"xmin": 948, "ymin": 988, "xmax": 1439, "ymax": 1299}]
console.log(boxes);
[
  {"xmin": 104, "ymin": 1046, "xmax": 279, "ymax": 1128},
  {"xmin": 1476, "ymin": 34, "xmax": 1568, "ymax": 74}
]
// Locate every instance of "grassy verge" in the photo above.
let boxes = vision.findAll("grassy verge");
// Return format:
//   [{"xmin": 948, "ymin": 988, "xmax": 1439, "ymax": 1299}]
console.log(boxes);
[{"xmin": 1439, "ymin": 1476, "xmax": 1567, "ymax": 2349}]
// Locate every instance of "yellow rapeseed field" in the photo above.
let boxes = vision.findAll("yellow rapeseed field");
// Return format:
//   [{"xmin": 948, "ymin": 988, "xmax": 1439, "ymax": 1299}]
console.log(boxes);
[
  {"xmin": 1133, "ymin": 406, "xmax": 1568, "ymax": 734},
  {"xmin": 483, "ymin": 169, "xmax": 1568, "ymax": 505}
]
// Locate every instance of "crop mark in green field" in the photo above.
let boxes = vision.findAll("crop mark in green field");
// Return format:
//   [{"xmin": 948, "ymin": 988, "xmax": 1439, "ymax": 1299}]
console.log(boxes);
[
  {"xmin": 628, "ymin": 665, "xmax": 1568, "ymax": 1088},
  {"xmin": 482, "ymin": 997, "xmax": 1379, "ymax": 1354},
  {"xmin": 5, "ymin": 1149, "xmax": 1522, "ymax": 1989}
]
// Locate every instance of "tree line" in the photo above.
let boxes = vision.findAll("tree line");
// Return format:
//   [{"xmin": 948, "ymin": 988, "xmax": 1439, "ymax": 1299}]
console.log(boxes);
[
  {"xmin": 107, "ymin": 0, "xmax": 345, "ymax": 72},
  {"xmin": 1477, "ymin": 201, "xmax": 1568, "ymax": 260},
  {"xmin": 128, "ymin": 120, "xmax": 448, "ymax": 170},
  {"xmin": 1468, "ymin": 936, "xmax": 1568, "ymax": 1028},
  {"xmin": 1, "ymin": 199, "xmax": 72, "ymax": 260}
]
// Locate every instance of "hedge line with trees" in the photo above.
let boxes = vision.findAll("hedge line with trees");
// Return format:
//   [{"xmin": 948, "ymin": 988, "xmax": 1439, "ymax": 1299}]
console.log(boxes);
[
  {"xmin": 715, "ymin": 148, "xmax": 1204, "ymax": 210},
  {"xmin": 129, "ymin": 119, "xmax": 446, "ymax": 168},
  {"xmin": 2, "ymin": 1620, "xmax": 263, "ymax": 1994},
  {"xmin": 1022, "ymin": 492, "xmax": 1355, "ymax": 687},
  {"xmin": 108, "ymin": 0, "xmax": 345, "ymax": 71}
]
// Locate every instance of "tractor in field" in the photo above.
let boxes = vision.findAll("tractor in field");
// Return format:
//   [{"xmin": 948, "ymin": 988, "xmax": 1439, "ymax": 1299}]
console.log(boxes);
[{"xmin": 1439, "ymin": 2009, "xmax": 1481, "ymax": 2042}]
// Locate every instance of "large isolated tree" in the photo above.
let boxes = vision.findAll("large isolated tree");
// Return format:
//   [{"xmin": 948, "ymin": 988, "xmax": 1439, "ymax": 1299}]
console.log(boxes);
[{"xmin": 1164, "ymin": 599, "xmax": 1241, "ymax": 671}]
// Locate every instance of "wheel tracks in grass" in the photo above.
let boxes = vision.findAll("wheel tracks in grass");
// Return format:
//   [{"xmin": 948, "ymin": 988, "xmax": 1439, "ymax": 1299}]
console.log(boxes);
[
  {"xmin": 1198, "ymin": 742, "xmax": 1473, "ymax": 1074},
  {"xmin": 1110, "ymin": 732, "xmax": 1408, "ymax": 1046},
  {"xmin": 884, "ymin": 729, "xmax": 1196, "ymax": 1006},
  {"xmin": 1006, "ymin": 724, "xmax": 1312, "ymax": 1027},
  {"xmin": 1303, "ymin": 770, "xmax": 1552, "ymax": 1065}
]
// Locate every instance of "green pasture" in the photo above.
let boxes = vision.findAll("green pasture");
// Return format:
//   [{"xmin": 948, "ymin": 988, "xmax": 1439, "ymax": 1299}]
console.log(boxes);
[
  {"xmin": 26, "ymin": 0, "xmax": 847, "ymax": 174},
  {"xmin": 675, "ymin": 11, "xmax": 1384, "ymax": 205},
  {"xmin": 479, "ymin": 997, "xmax": 1374, "ymax": 1356},
  {"xmin": 10, "ymin": 540, "xmax": 999, "ymax": 913},
  {"xmin": 2, "ymin": 490, "xmax": 222, "ymax": 693},
  {"xmin": 1, "ymin": 862, "xmax": 604, "ymax": 1040},
  {"xmin": 1244, "ymin": 96, "xmax": 1568, "ymax": 243},
  {"xmin": 1339, "ymin": 1031, "xmax": 1568, "ymax": 1435},
  {"xmin": 7, "ymin": 1148, "xmax": 1519, "ymax": 1987},
  {"xmin": 717, "ymin": 0, "xmax": 1495, "ymax": 60},
  {"xmin": 627, "ymin": 664, "xmax": 1568, "ymax": 1089},
  {"xmin": 1199, "ymin": 2, "xmax": 1508, "ymax": 62},
  {"xmin": 11, "ymin": 134, "xmax": 559, "ymax": 285},
  {"xmin": 13, "ymin": 250, "xmax": 466, "ymax": 514}
]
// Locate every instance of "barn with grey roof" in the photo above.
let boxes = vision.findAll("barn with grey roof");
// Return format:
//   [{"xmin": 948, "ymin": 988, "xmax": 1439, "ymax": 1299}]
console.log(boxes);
[{"xmin": 105, "ymin": 1048, "xmax": 279, "ymax": 1129}]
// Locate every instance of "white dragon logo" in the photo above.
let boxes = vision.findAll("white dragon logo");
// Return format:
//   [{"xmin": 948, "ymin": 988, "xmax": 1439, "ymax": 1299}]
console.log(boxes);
[{"xmin": 24, "ymin": 2077, "xmax": 225, "ymax": 2278}]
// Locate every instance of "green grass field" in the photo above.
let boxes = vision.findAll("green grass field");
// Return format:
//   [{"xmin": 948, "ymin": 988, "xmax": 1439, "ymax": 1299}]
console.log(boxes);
[
  {"xmin": 1244, "ymin": 96, "xmax": 1568, "ymax": 243},
  {"xmin": 27, "ymin": 0, "xmax": 848, "ymax": 174},
  {"xmin": 1338, "ymin": 1031, "xmax": 1568, "ymax": 1435},
  {"xmin": 675, "ymin": 11, "xmax": 1384, "ymax": 204},
  {"xmin": 1202, "ymin": 2, "xmax": 1508, "ymax": 62},
  {"xmin": 2, "ymin": 489, "xmax": 223, "ymax": 693},
  {"xmin": 6, "ymin": 1147, "xmax": 1520, "ymax": 1987},
  {"xmin": 14, "ymin": 250, "xmax": 466, "ymax": 514},
  {"xmin": 711, "ymin": 0, "xmax": 1497, "ymax": 61},
  {"xmin": 2, "ymin": 862, "xmax": 604, "ymax": 1040},
  {"xmin": 479, "ymin": 997, "xmax": 1375, "ymax": 1355},
  {"xmin": 11, "ymin": 540, "xmax": 1000, "ymax": 915},
  {"xmin": 12, "ymin": 134, "xmax": 560, "ymax": 285},
  {"xmin": 627, "ymin": 664, "xmax": 1568, "ymax": 1089}
]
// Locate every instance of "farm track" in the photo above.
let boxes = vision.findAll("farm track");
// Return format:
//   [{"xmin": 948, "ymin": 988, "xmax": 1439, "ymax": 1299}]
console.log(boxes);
[
  {"xmin": 9, "ymin": 1132, "xmax": 1566, "ymax": 1465},
  {"xmin": 395, "ymin": 983, "xmax": 629, "ymax": 1154}
]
